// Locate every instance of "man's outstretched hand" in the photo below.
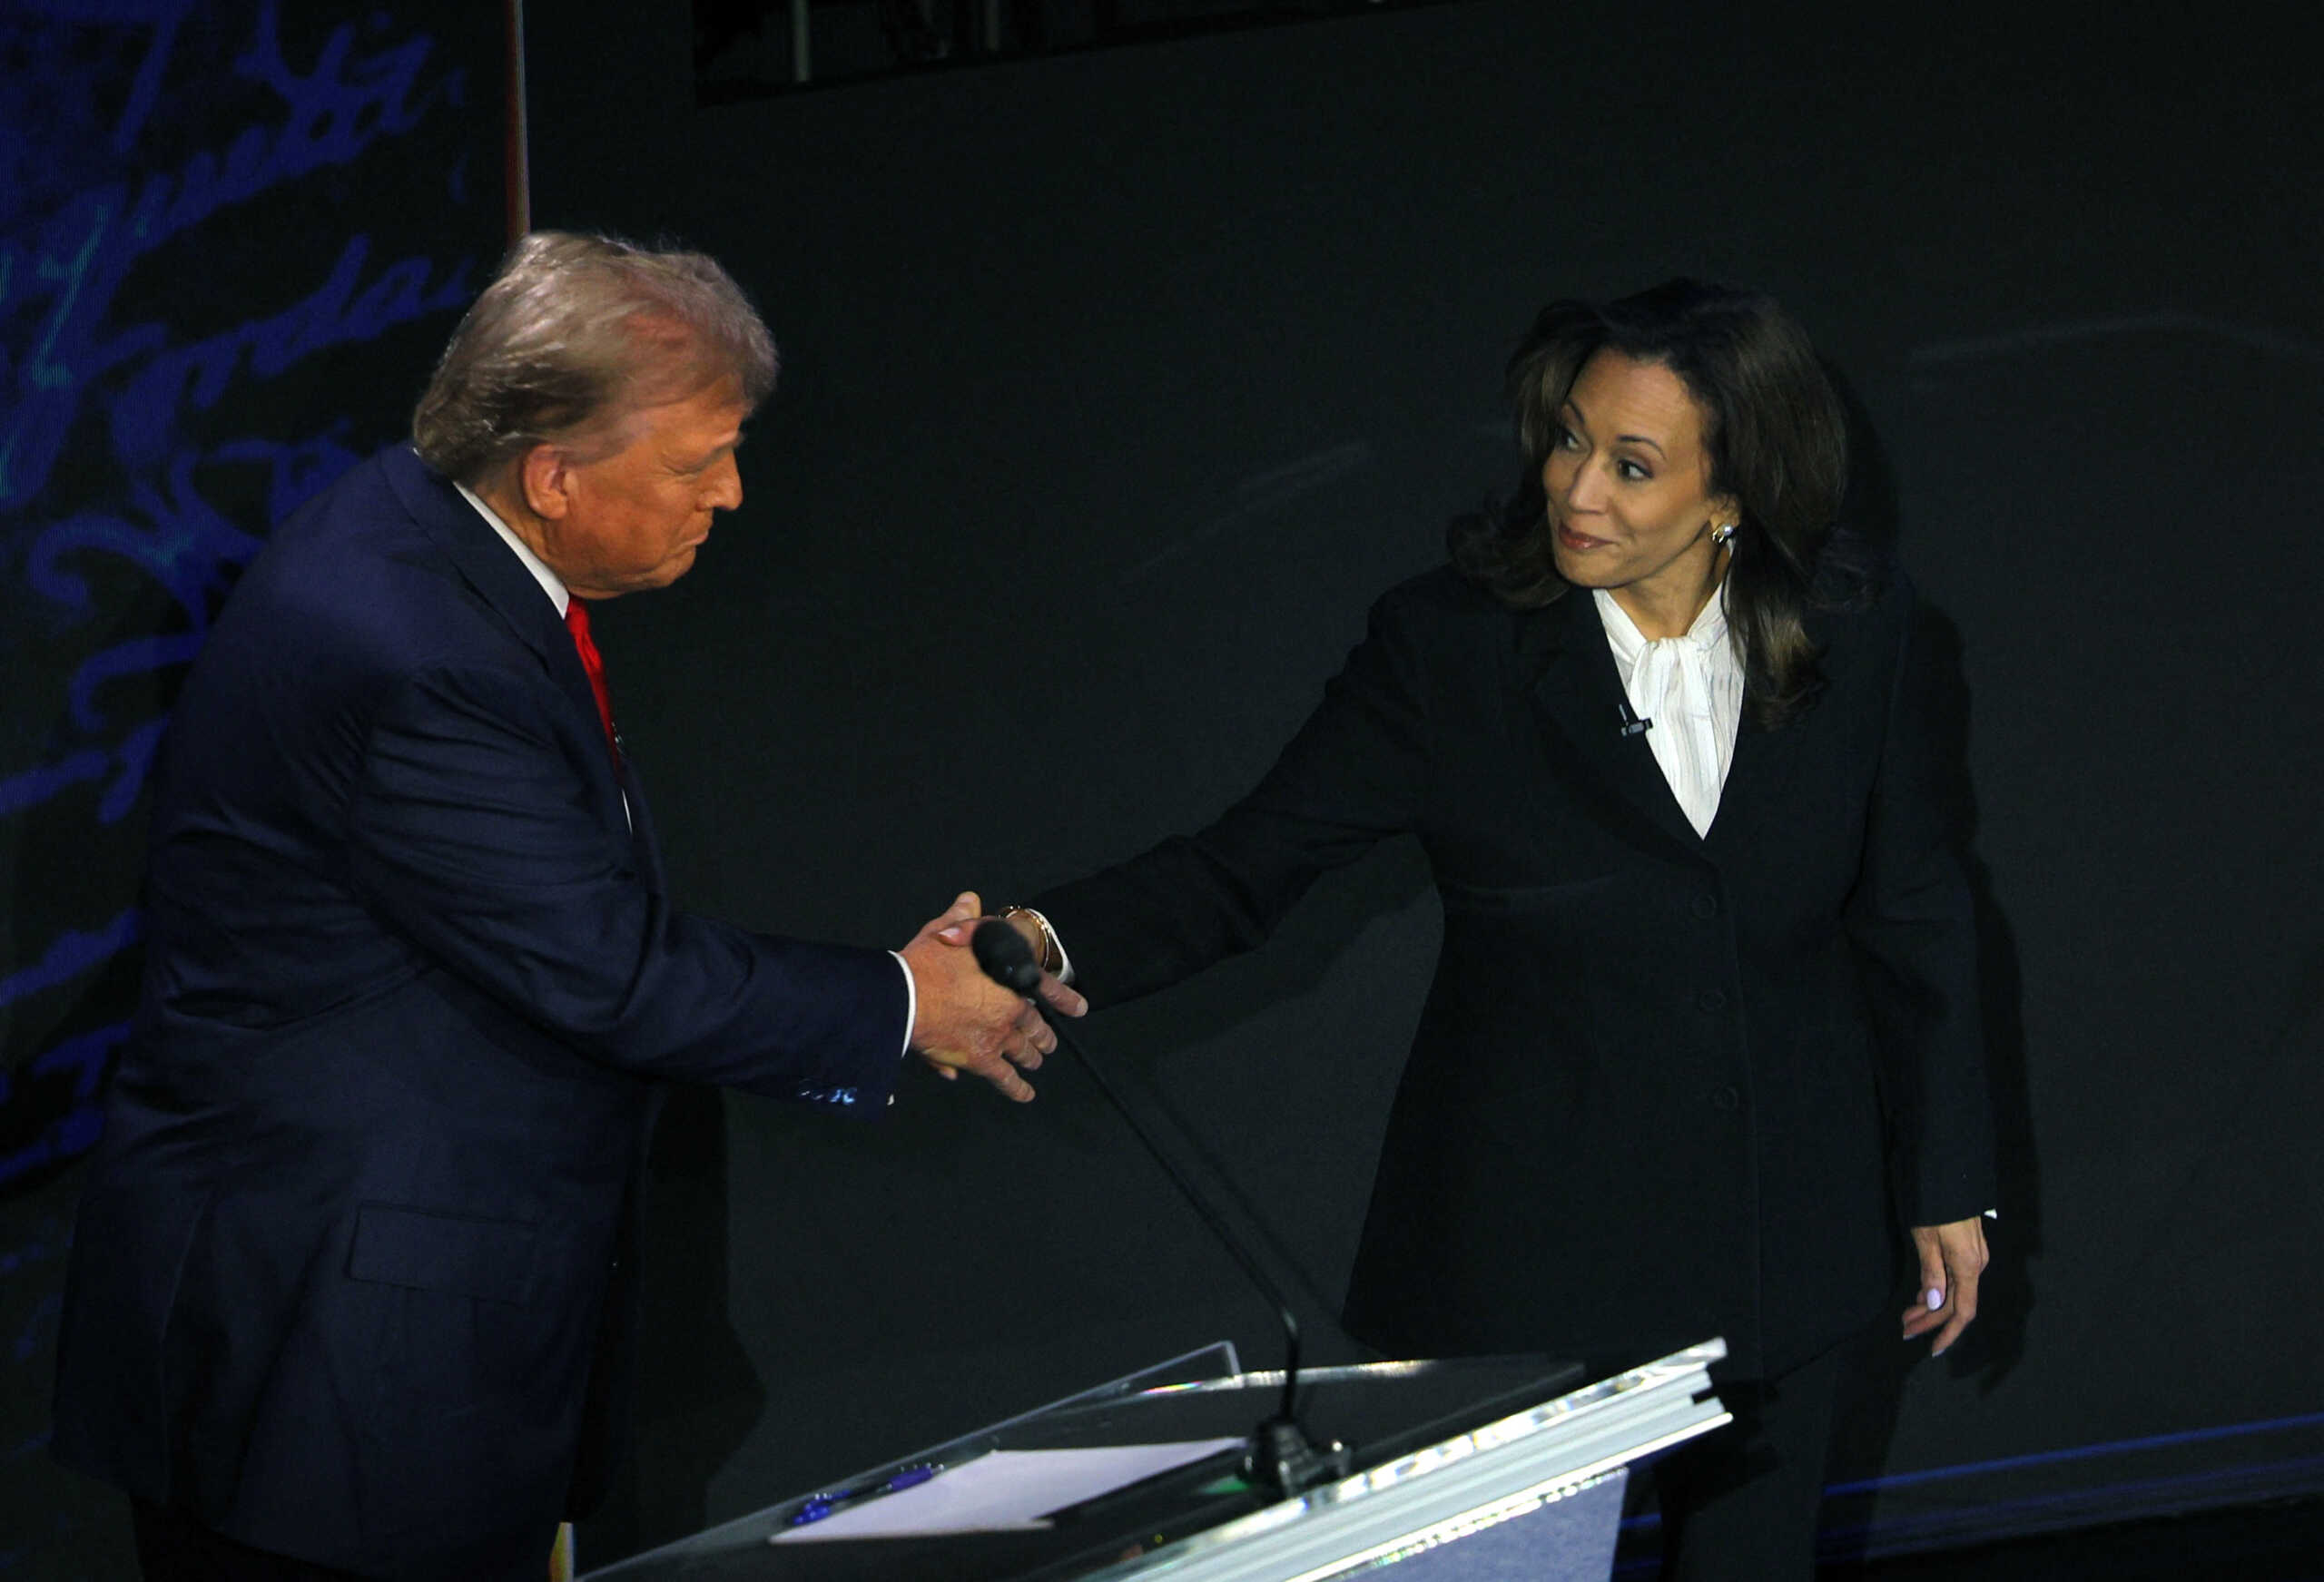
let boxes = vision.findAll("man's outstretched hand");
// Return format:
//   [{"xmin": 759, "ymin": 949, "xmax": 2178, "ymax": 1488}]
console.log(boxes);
[{"xmin": 899, "ymin": 892, "xmax": 1085, "ymax": 1100}]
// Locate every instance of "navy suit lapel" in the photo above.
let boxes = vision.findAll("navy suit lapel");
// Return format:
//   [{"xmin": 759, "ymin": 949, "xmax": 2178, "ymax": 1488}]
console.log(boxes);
[
  {"xmin": 617, "ymin": 752, "xmax": 666, "ymax": 893},
  {"xmin": 383, "ymin": 447, "xmax": 643, "ymax": 846},
  {"xmin": 1521, "ymin": 589, "xmax": 1706, "ymax": 864}
]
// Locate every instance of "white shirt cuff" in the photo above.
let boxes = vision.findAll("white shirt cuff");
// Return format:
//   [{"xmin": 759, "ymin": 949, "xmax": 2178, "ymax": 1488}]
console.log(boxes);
[{"xmin": 889, "ymin": 951, "xmax": 915, "ymax": 1096}]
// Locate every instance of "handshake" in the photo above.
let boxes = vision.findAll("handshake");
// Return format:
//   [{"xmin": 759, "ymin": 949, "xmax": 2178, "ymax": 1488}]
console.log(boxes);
[{"xmin": 898, "ymin": 892, "xmax": 1086, "ymax": 1102}]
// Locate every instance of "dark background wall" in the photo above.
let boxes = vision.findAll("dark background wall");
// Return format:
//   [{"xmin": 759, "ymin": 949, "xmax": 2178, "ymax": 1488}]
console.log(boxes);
[
  {"xmin": 4, "ymin": 1, "xmax": 2319, "ymax": 1577},
  {"xmin": 522, "ymin": 0, "xmax": 2324, "ymax": 1567}
]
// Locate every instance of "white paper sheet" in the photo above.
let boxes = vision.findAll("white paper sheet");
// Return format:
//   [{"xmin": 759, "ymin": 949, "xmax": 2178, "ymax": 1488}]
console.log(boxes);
[{"xmin": 769, "ymin": 1440, "xmax": 1246, "ymax": 1543}]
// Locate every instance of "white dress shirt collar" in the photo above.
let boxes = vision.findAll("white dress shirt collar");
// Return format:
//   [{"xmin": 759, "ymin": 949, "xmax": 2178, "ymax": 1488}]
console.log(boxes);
[
  {"xmin": 456, "ymin": 481, "xmax": 569, "ymax": 617},
  {"xmin": 1592, "ymin": 582, "xmax": 1744, "ymax": 839},
  {"xmin": 1592, "ymin": 580, "xmax": 1730, "ymax": 666}
]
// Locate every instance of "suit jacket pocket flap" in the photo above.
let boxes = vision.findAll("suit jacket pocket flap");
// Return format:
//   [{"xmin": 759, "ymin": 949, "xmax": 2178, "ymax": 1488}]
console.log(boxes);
[
  {"xmin": 347, "ymin": 1203, "xmax": 540, "ymax": 1306},
  {"xmin": 1437, "ymin": 872, "xmax": 1622, "ymax": 914}
]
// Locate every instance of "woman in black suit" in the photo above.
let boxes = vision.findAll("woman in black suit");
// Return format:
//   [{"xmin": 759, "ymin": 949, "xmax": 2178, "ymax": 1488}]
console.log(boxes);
[{"xmin": 1009, "ymin": 280, "xmax": 1994, "ymax": 1578}]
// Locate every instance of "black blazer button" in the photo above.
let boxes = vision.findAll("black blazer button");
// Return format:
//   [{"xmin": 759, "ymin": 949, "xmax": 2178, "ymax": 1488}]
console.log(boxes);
[
  {"xmin": 1690, "ymin": 893, "xmax": 1719, "ymax": 919},
  {"xmin": 1696, "ymin": 988, "xmax": 1728, "ymax": 1013},
  {"xmin": 1710, "ymin": 1085, "xmax": 1741, "ymax": 1111}
]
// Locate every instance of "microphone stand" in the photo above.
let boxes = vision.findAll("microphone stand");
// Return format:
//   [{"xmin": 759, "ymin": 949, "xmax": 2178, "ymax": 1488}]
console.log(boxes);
[{"xmin": 971, "ymin": 921, "xmax": 1352, "ymax": 1497}]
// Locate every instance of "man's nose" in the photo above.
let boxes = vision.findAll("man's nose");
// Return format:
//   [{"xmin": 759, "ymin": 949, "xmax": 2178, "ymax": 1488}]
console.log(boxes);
[{"xmin": 708, "ymin": 454, "xmax": 743, "ymax": 511}]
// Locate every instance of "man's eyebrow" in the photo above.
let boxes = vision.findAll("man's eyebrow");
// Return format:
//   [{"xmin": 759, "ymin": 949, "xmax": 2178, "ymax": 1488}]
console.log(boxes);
[{"xmin": 684, "ymin": 430, "xmax": 743, "ymax": 466}]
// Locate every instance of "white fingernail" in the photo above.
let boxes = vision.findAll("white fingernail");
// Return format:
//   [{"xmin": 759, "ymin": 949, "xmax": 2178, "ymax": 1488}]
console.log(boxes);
[{"xmin": 1925, "ymin": 1289, "xmax": 1945, "ymax": 1311}]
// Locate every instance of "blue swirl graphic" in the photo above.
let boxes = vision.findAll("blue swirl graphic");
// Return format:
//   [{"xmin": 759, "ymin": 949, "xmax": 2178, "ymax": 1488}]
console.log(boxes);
[{"xmin": 2, "ymin": 1, "xmax": 486, "ymax": 1201}]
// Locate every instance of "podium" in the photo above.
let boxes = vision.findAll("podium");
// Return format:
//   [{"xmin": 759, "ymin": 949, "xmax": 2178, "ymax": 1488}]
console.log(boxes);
[{"xmin": 583, "ymin": 1340, "xmax": 1727, "ymax": 1580}]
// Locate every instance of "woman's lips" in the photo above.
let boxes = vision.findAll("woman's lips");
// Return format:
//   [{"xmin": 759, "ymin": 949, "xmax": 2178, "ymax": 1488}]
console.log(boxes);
[{"xmin": 1555, "ymin": 521, "xmax": 1608, "ymax": 551}]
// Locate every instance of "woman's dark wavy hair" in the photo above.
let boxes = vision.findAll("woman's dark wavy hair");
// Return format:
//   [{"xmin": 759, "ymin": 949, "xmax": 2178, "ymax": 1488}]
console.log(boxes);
[{"xmin": 1450, "ymin": 279, "xmax": 1874, "ymax": 727}]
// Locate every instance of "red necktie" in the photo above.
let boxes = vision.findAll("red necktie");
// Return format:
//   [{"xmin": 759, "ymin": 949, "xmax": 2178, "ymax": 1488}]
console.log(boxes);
[{"xmin": 563, "ymin": 598, "xmax": 621, "ymax": 765}]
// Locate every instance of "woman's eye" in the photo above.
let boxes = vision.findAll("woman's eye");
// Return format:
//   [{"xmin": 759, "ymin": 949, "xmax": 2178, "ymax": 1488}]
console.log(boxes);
[
  {"xmin": 1616, "ymin": 458, "xmax": 1650, "ymax": 482},
  {"xmin": 1554, "ymin": 425, "xmax": 1581, "ymax": 450}
]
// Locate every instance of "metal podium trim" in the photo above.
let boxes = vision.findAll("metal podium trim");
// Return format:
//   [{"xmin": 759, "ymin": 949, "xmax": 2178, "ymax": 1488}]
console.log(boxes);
[{"xmin": 1074, "ymin": 1341, "xmax": 1728, "ymax": 1580}]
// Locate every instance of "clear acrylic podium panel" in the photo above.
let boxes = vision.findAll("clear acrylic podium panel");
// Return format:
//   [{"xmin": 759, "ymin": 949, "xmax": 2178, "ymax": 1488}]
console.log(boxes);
[{"xmin": 585, "ymin": 1341, "xmax": 1728, "ymax": 1582}]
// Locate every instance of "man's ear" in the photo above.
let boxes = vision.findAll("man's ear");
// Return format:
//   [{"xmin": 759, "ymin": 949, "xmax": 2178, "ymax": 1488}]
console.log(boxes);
[{"xmin": 517, "ymin": 443, "xmax": 573, "ymax": 522}]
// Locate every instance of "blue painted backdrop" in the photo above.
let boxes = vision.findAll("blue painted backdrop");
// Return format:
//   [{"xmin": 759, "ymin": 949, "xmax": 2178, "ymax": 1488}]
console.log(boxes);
[{"xmin": 0, "ymin": 3, "xmax": 497, "ymax": 1568}]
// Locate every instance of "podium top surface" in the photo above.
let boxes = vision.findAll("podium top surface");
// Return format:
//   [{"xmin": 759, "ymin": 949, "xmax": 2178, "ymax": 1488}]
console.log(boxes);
[{"xmin": 585, "ymin": 1341, "xmax": 1728, "ymax": 1581}]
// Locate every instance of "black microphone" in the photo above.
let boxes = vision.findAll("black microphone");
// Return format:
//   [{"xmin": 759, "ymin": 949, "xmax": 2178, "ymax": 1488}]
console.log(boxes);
[
  {"xmin": 970, "ymin": 920, "xmax": 1350, "ymax": 1496},
  {"xmin": 1616, "ymin": 701, "xmax": 1652, "ymax": 738},
  {"xmin": 970, "ymin": 918, "xmax": 1046, "ymax": 997}
]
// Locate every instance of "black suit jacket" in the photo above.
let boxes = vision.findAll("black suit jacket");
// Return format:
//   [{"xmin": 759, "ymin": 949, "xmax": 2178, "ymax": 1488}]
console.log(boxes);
[
  {"xmin": 53, "ymin": 446, "xmax": 908, "ymax": 1577},
  {"xmin": 1038, "ymin": 563, "xmax": 1994, "ymax": 1379}
]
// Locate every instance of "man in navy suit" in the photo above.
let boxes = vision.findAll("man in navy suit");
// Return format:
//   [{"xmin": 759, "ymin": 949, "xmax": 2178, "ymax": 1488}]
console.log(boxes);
[{"xmin": 51, "ymin": 232, "xmax": 1079, "ymax": 1579}]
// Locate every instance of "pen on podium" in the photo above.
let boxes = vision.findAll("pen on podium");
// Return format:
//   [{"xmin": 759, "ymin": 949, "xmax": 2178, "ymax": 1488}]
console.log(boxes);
[{"xmin": 784, "ymin": 1462, "xmax": 942, "ymax": 1528}]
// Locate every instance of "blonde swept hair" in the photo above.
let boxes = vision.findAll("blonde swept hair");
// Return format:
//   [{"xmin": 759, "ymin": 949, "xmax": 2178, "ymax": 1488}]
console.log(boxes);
[{"xmin": 412, "ymin": 231, "xmax": 778, "ymax": 486}]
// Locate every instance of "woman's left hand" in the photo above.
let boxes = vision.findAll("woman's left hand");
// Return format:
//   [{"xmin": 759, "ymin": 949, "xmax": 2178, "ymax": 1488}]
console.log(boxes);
[{"xmin": 1901, "ymin": 1216, "xmax": 1989, "ymax": 1357}]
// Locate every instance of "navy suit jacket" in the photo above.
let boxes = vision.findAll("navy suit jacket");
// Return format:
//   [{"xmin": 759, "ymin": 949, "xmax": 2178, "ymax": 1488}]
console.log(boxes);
[
  {"xmin": 53, "ymin": 445, "xmax": 907, "ymax": 1575},
  {"xmin": 1039, "ymin": 562, "xmax": 1994, "ymax": 1381}
]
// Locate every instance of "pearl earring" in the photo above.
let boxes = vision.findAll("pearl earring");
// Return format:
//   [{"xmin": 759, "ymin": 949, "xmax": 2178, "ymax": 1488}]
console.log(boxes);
[{"xmin": 1710, "ymin": 522, "xmax": 1736, "ymax": 545}]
